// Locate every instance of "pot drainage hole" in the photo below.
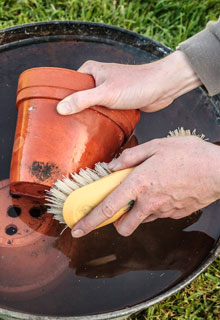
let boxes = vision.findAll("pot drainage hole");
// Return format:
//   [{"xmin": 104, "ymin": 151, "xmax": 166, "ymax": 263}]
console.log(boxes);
[
  {"xmin": 29, "ymin": 206, "xmax": 45, "ymax": 218},
  {"xmin": 5, "ymin": 225, "xmax": 17, "ymax": 235},
  {"xmin": 7, "ymin": 205, "xmax": 21, "ymax": 218}
]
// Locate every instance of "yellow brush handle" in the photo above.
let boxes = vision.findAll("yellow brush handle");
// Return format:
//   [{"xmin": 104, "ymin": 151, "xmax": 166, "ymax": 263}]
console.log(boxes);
[{"xmin": 63, "ymin": 167, "xmax": 135, "ymax": 229}]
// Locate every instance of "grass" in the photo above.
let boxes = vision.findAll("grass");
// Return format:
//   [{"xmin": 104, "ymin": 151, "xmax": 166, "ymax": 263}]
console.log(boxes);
[
  {"xmin": 138, "ymin": 263, "xmax": 220, "ymax": 320},
  {"xmin": 0, "ymin": 0, "xmax": 219, "ymax": 319},
  {"xmin": 0, "ymin": 0, "xmax": 219, "ymax": 48}
]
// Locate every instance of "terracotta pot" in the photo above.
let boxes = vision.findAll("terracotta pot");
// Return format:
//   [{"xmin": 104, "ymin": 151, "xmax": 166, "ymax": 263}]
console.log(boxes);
[
  {"xmin": 0, "ymin": 179, "xmax": 70, "ymax": 298},
  {"xmin": 0, "ymin": 179, "xmax": 59, "ymax": 247},
  {"xmin": 9, "ymin": 67, "xmax": 140, "ymax": 198}
]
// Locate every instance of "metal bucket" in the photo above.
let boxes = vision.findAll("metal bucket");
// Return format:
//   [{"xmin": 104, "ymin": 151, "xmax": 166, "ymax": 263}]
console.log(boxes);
[{"xmin": 0, "ymin": 21, "xmax": 219, "ymax": 320}]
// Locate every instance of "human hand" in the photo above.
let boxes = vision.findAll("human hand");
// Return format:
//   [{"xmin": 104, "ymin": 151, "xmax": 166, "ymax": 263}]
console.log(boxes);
[
  {"xmin": 57, "ymin": 50, "xmax": 201, "ymax": 115},
  {"xmin": 71, "ymin": 136, "xmax": 220, "ymax": 238}
]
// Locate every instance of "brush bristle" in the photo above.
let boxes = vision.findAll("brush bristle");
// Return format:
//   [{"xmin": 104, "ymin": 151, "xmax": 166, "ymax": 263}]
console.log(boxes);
[
  {"xmin": 45, "ymin": 162, "xmax": 112, "ymax": 224},
  {"xmin": 46, "ymin": 127, "xmax": 205, "ymax": 225},
  {"xmin": 167, "ymin": 127, "xmax": 206, "ymax": 139}
]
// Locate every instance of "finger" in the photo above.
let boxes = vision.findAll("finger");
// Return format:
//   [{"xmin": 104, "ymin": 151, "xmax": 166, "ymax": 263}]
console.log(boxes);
[
  {"xmin": 169, "ymin": 208, "xmax": 193, "ymax": 220},
  {"xmin": 108, "ymin": 139, "xmax": 160, "ymax": 171},
  {"xmin": 57, "ymin": 84, "xmax": 106, "ymax": 115},
  {"xmin": 113, "ymin": 203, "xmax": 160, "ymax": 236},
  {"xmin": 142, "ymin": 207, "xmax": 176, "ymax": 222},
  {"xmin": 71, "ymin": 178, "xmax": 136, "ymax": 238},
  {"xmin": 142, "ymin": 214, "xmax": 160, "ymax": 223},
  {"xmin": 77, "ymin": 60, "xmax": 101, "ymax": 74}
]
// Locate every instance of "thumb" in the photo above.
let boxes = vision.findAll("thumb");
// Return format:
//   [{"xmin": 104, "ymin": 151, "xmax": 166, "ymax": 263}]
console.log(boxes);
[
  {"xmin": 108, "ymin": 139, "xmax": 160, "ymax": 171},
  {"xmin": 57, "ymin": 85, "xmax": 106, "ymax": 115}
]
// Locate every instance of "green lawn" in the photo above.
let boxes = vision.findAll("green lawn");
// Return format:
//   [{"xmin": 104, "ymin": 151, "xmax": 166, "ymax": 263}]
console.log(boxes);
[{"xmin": 0, "ymin": 0, "xmax": 219, "ymax": 319}]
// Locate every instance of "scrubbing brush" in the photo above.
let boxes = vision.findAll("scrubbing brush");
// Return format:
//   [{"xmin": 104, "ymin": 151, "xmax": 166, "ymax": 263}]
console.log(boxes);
[
  {"xmin": 46, "ymin": 163, "xmax": 134, "ymax": 229},
  {"xmin": 46, "ymin": 128, "xmax": 205, "ymax": 230}
]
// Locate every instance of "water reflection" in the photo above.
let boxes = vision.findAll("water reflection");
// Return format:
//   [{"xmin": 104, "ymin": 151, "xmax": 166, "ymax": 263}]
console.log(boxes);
[
  {"xmin": 54, "ymin": 211, "xmax": 215, "ymax": 279},
  {"xmin": 0, "ymin": 178, "xmax": 217, "ymax": 316}
]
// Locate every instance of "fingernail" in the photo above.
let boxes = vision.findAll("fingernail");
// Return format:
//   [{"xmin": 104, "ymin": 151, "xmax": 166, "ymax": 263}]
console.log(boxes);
[
  {"xmin": 108, "ymin": 159, "xmax": 120, "ymax": 171},
  {"xmin": 57, "ymin": 101, "xmax": 72, "ymax": 115},
  {"xmin": 71, "ymin": 229, "xmax": 84, "ymax": 238}
]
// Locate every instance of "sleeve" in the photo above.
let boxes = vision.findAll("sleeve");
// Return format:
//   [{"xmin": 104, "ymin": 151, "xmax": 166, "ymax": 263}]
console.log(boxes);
[{"xmin": 177, "ymin": 19, "xmax": 220, "ymax": 96}]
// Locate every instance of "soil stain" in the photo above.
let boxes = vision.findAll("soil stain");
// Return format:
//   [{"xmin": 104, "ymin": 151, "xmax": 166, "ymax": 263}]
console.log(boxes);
[{"xmin": 30, "ymin": 161, "xmax": 59, "ymax": 182}]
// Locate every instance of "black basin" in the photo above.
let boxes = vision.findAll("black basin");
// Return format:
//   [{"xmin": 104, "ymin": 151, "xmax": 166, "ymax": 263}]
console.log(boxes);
[{"xmin": 0, "ymin": 21, "xmax": 219, "ymax": 320}]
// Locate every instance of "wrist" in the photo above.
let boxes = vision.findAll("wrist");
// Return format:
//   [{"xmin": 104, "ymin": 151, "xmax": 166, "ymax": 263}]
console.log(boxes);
[
  {"xmin": 139, "ymin": 50, "xmax": 203, "ymax": 113},
  {"xmin": 164, "ymin": 50, "xmax": 202, "ymax": 99}
]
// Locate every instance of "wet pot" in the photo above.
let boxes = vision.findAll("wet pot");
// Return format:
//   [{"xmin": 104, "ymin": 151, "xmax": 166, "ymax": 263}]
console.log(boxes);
[
  {"xmin": 0, "ymin": 179, "xmax": 76, "ymax": 302},
  {"xmin": 9, "ymin": 67, "xmax": 140, "ymax": 198}
]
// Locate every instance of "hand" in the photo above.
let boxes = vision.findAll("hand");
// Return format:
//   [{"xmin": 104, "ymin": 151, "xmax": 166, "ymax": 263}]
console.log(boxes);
[
  {"xmin": 71, "ymin": 136, "xmax": 220, "ymax": 238},
  {"xmin": 57, "ymin": 51, "xmax": 202, "ymax": 115}
]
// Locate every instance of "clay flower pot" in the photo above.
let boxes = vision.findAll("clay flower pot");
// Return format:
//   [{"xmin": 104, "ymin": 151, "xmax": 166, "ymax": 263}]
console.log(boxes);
[
  {"xmin": 10, "ymin": 67, "xmax": 140, "ymax": 198},
  {"xmin": 0, "ymin": 179, "xmax": 70, "ymax": 299}
]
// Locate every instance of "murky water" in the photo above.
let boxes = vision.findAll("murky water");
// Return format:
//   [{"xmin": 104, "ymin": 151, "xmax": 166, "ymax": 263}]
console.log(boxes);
[{"xmin": 0, "ymin": 37, "xmax": 220, "ymax": 317}]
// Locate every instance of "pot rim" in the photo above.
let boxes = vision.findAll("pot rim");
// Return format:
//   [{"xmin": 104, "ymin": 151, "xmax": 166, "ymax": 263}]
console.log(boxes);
[{"xmin": 17, "ymin": 67, "xmax": 95, "ymax": 94}]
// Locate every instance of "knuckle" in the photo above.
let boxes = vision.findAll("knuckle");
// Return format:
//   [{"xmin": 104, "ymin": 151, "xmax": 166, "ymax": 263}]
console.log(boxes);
[
  {"xmin": 150, "ymin": 198, "xmax": 170, "ymax": 212},
  {"xmin": 120, "ymin": 149, "xmax": 132, "ymax": 165},
  {"xmin": 71, "ymin": 93, "xmax": 80, "ymax": 109},
  {"xmin": 133, "ymin": 176, "xmax": 149, "ymax": 194},
  {"xmin": 127, "ymin": 173, "xmax": 150, "ymax": 196},
  {"xmin": 80, "ymin": 219, "xmax": 95, "ymax": 232},
  {"xmin": 170, "ymin": 210, "xmax": 184, "ymax": 219},
  {"xmin": 148, "ymin": 201, "xmax": 160, "ymax": 212},
  {"xmin": 171, "ymin": 215, "xmax": 181, "ymax": 220},
  {"xmin": 150, "ymin": 138, "xmax": 163, "ymax": 147},
  {"xmin": 143, "ymin": 214, "xmax": 157, "ymax": 223},
  {"xmin": 160, "ymin": 211, "xmax": 172, "ymax": 218},
  {"xmin": 86, "ymin": 59, "xmax": 95, "ymax": 64},
  {"xmin": 83, "ymin": 60, "xmax": 95, "ymax": 68},
  {"xmin": 135, "ymin": 207, "xmax": 146, "ymax": 220},
  {"xmin": 71, "ymin": 93, "xmax": 85, "ymax": 111},
  {"xmin": 152, "ymin": 138, "xmax": 160, "ymax": 144},
  {"xmin": 100, "ymin": 202, "xmax": 115, "ymax": 218},
  {"xmin": 160, "ymin": 198, "xmax": 172, "ymax": 212},
  {"xmin": 149, "ymin": 214, "xmax": 158, "ymax": 222},
  {"xmin": 80, "ymin": 60, "xmax": 98, "ymax": 73}
]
